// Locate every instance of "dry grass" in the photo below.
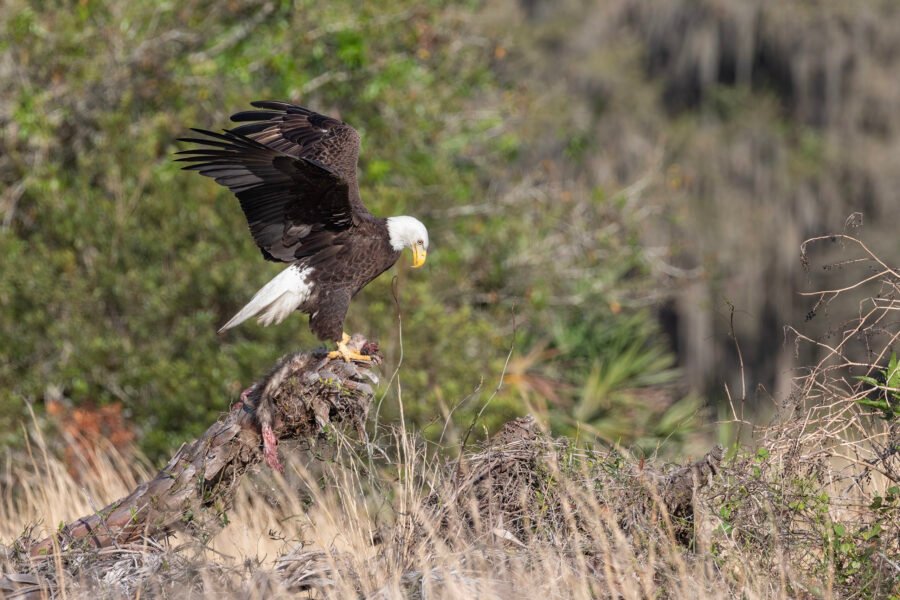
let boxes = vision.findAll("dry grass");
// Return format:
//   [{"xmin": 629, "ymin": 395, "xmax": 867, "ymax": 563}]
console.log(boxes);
[
  {"xmin": 2, "ymin": 236, "xmax": 898, "ymax": 599},
  {"xmin": 2, "ymin": 420, "xmax": 725, "ymax": 599}
]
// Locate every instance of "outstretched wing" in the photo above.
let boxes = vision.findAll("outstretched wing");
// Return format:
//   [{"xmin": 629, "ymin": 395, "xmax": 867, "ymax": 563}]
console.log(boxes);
[
  {"xmin": 176, "ymin": 103, "xmax": 368, "ymax": 262},
  {"xmin": 229, "ymin": 101, "xmax": 371, "ymax": 218}
]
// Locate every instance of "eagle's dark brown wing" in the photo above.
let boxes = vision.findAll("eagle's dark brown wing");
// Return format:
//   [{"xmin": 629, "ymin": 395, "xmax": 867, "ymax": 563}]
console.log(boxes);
[
  {"xmin": 176, "ymin": 104, "xmax": 369, "ymax": 262},
  {"xmin": 228, "ymin": 101, "xmax": 371, "ymax": 218}
]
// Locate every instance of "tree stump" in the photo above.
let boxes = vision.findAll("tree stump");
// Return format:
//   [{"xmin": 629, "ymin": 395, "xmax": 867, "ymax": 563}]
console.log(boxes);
[{"xmin": 25, "ymin": 335, "xmax": 380, "ymax": 556}]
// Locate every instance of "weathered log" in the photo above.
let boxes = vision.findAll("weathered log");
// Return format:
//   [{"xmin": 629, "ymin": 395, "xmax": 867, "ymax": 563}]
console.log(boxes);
[
  {"xmin": 657, "ymin": 444, "xmax": 724, "ymax": 512},
  {"xmin": 426, "ymin": 416, "xmax": 723, "ymax": 546},
  {"xmin": 26, "ymin": 335, "xmax": 380, "ymax": 557}
]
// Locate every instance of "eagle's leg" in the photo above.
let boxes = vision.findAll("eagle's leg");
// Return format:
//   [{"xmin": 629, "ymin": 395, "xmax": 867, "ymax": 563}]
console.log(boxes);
[{"xmin": 327, "ymin": 332, "xmax": 372, "ymax": 362}]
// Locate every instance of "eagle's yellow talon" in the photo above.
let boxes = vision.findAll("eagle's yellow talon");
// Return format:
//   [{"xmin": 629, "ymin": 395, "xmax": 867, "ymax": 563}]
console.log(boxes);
[{"xmin": 327, "ymin": 337, "xmax": 372, "ymax": 362}]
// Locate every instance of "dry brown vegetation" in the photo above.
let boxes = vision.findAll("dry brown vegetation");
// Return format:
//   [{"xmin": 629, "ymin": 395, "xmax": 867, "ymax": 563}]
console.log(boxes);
[{"xmin": 1, "ymin": 237, "xmax": 898, "ymax": 599}]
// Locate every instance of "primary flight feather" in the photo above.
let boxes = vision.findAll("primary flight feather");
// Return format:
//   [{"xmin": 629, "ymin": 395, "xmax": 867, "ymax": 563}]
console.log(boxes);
[{"xmin": 177, "ymin": 101, "xmax": 429, "ymax": 361}]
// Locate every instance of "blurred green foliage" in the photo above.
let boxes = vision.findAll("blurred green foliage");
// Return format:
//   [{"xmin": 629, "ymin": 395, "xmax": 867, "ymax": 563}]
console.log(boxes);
[
  {"xmin": 0, "ymin": 0, "xmax": 695, "ymax": 461},
  {"xmin": 856, "ymin": 354, "xmax": 900, "ymax": 420}
]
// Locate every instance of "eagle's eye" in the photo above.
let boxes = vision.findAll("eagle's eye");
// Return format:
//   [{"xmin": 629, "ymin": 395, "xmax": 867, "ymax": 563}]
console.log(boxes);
[{"xmin": 417, "ymin": 239, "xmax": 424, "ymax": 245}]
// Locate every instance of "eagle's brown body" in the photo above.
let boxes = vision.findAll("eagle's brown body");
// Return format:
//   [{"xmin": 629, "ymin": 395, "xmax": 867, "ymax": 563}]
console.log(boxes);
[{"xmin": 291, "ymin": 218, "xmax": 400, "ymax": 341}]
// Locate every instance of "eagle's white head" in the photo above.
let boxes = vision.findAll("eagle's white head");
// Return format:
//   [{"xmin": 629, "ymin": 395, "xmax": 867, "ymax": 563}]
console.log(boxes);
[{"xmin": 387, "ymin": 216, "xmax": 429, "ymax": 268}]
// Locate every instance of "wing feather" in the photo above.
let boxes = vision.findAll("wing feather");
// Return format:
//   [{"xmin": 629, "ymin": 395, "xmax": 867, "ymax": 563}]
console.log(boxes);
[
  {"xmin": 176, "ymin": 121, "xmax": 355, "ymax": 263},
  {"xmin": 226, "ymin": 101, "xmax": 371, "ymax": 219}
]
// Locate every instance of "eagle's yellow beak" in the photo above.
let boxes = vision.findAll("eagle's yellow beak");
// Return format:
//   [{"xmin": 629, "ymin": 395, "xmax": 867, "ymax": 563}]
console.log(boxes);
[{"xmin": 411, "ymin": 244, "xmax": 427, "ymax": 268}]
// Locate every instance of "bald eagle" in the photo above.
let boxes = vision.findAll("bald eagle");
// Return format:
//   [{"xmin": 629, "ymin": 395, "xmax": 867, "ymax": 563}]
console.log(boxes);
[{"xmin": 177, "ymin": 101, "xmax": 429, "ymax": 361}]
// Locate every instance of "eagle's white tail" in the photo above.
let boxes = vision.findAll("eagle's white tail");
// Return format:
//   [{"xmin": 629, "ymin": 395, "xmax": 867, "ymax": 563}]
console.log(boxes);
[{"xmin": 219, "ymin": 265, "xmax": 312, "ymax": 333}]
